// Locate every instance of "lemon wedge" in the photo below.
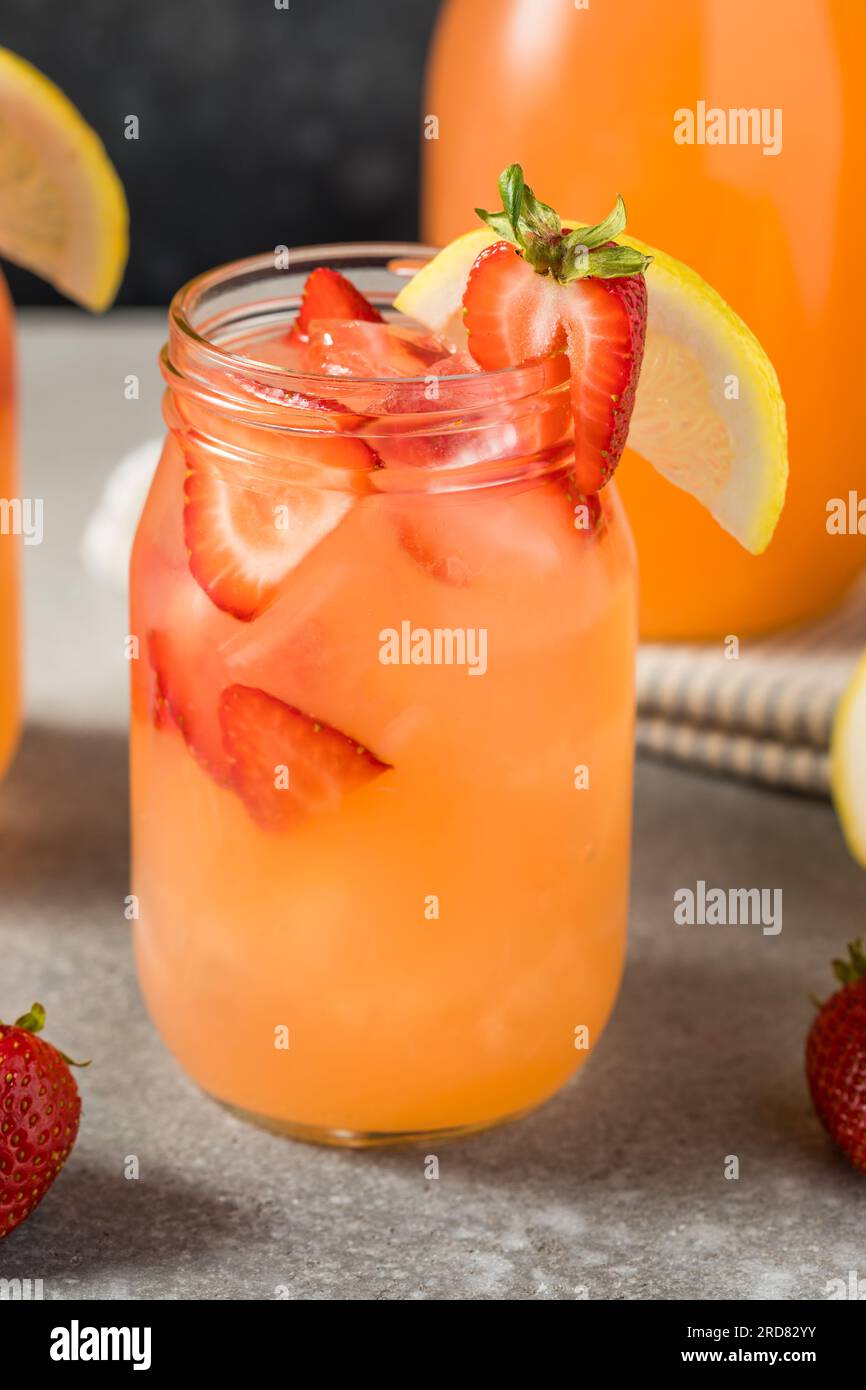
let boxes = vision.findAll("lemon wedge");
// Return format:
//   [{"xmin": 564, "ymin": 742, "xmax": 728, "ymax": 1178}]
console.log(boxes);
[
  {"xmin": 0, "ymin": 47, "xmax": 128, "ymax": 310},
  {"xmin": 395, "ymin": 229, "xmax": 492, "ymax": 346},
  {"xmin": 395, "ymin": 223, "xmax": 787, "ymax": 554},
  {"xmin": 831, "ymin": 652, "xmax": 866, "ymax": 870}
]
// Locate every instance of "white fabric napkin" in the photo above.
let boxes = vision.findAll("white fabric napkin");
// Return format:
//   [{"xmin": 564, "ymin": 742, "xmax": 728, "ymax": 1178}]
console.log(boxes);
[
  {"xmin": 81, "ymin": 438, "xmax": 161, "ymax": 591},
  {"xmin": 637, "ymin": 575, "xmax": 866, "ymax": 796}
]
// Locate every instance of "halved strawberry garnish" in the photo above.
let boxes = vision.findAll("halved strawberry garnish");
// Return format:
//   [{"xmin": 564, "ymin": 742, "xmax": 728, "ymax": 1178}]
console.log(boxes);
[
  {"xmin": 290, "ymin": 267, "xmax": 383, "ymax": 340},
  {"xmin": 183, "ymin": 435, "xmax": 378, "ymax": 621},
  {"xmin": 464, "ymin": 165, "xmax": 649, "ymax": 494},
  {"xmin": 561, "ymin": 477, "xmax": 606, "ymax": 537},
  {"xmin": 219, "ymin": 683, "xmax": 391, "ymax": 831}
]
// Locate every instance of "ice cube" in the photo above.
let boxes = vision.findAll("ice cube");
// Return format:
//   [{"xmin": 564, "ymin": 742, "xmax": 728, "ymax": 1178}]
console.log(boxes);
[{"xmin": 305, "ymin": 320, "xmax": 451, "ymax": 379}]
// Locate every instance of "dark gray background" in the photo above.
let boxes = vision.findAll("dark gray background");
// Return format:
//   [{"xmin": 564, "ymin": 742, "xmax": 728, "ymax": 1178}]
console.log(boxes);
[{"xmin": 2, "ymin": 0, "xmax": 442, "ymax": 305}]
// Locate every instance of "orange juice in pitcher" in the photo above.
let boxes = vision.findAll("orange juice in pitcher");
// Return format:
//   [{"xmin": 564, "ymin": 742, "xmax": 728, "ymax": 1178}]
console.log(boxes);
[{"xmin": 423, "ymin": 0, "xmax": 865, "ymax": 638}]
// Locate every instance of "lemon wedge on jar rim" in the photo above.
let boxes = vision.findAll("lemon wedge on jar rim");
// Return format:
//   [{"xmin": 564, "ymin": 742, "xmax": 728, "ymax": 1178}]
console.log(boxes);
[
  {"xmin": 395, "ymin": 223, "xmax": 787, "ymax": 555},
  {"xmin": 0, "ymin": 47, "xmax": 127, "ymax": 310}
]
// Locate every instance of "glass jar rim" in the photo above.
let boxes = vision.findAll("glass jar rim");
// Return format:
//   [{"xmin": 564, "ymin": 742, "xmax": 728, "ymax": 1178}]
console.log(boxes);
[
  {"xmin": 167, "ymin": 242, "xmax": 555, "ymax": 392},
  {"xmin": 161, "ymin": 243, "xmax": 574, "ymax": 494}
]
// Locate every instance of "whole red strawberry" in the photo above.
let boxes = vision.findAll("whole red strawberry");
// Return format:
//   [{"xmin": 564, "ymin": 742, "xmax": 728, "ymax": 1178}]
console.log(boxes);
[
  {"xmin": 806, "ymin": 942, "xmax": 866, "ymax": 1174},
  {"xmin": 0, "ymin": 1003, "xmax": 84, "ymax": 1239}
]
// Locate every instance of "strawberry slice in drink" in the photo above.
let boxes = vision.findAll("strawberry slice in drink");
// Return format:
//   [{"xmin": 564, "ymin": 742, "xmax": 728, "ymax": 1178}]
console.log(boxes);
[
  {"xmin": 219, "ymin": 683, "xmax": 391, "ymax": 832},
  {"xmin": 284, "ymin": 265, "xmax": 451, "ymax": 409},
  {"xmin": 226, "ymin": 369, "xmax": 365, "ymax": 429},
  {"xmin": 464, "ymin": 165, "xmax": 649, "ymax": 494},
  {"xmin": 148, "ymin": 625, "xmax": 234, "ymax": 785},
  {"xmin": 184, "ymin": 433, "xmax": 378, "ymax": 621},
  {"xmin": 289, "ymin": 266, "xmax": 384, "ymax": 341}
]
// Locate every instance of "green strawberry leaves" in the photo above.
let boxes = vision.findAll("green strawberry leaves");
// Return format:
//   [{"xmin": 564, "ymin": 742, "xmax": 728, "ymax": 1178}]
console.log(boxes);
[
  {"xmin": 562, "ymin": 195, "xmax": 627, "ymax": 253},
  {"xmin": 518, "ymin": 183, "xmax": 561, "ymax": 238},
  {"xmin": 477, "ymin": 164, "xmax": 562, "ymax": 272},
  {"xmin": 9, "ymin": 1000, "xmax": 90, "ymax": 1066},
  {"xmin": 477, "ymin": 163, "xmax": 651, "ymax": 284},
  {"xmin": 499, "ymin": 163, "xmax": 526, "ymax": 234},
  {"xmin": 832, "ymin": 939, "xmax": 866, "ymax": 987},
  {"xmin": 812, "ymin": 938, "xmax": 866, "ymax": 1005},
  {"xmin": 564, "ymin": 244, "xmax": 652, "ymax": 283},
  {"xmin": 14, "ymin": 1002, "xmax": 46, "ymax": 1033},
  {"xmin": 476, "ymin": 208, "xmax": 515, "ymax": 243}
]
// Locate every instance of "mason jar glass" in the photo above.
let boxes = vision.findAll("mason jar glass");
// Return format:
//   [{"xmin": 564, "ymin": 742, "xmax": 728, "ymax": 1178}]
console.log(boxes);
[
  {"xmin": 0, "ymin": 269, "xmax": 21, "ymax": 780},
  {"xmin": 130, "ymin": 245, "xmax": 637, "ymax": 1145}
]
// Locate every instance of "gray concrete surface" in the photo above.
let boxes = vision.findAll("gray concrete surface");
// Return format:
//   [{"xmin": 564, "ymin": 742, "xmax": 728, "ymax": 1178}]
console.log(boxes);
[{"xmin": 2, "ymin": 311, "xmax": 866, "ymax": 1301}]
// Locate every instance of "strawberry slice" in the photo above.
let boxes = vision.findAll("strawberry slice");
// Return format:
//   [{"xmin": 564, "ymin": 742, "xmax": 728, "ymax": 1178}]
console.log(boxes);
[
  {"xmin": 183, "ymin": 434, "xmax": 378, "ymax": 621},
  {"xmin": 464, "ymin": 165, "xmax": 649, "ymax": 493},
  {"xmin": 464, "ymin": 243, "xmax": 646, "ymax": 494},
  {"xmin": 148, "ymin": 627, "xmax": 233, "ymax": 784},
  {"xmin": 226, "ymin": 370, "xmax": 366, "ymax": 430},
  {"xmin": 561, "ymin": 477, "xmax": 606, "ymax": 537},
  {"xmin": 290, "ymin": 267, "xmax": 383, "ymax": 340},
  {"xmin": 219, "ymin": 683, "xmax": 391, "ymax": 831}
]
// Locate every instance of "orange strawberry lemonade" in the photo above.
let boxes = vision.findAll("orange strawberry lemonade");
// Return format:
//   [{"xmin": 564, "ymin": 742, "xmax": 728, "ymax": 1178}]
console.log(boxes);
[
  {"xmin": 130, "ymin": 249, "xmax": 637, "ymax": 1141},
  {"xmin": 0, "ymin": 270, "xmax": 20, "ymax": 780},
  {"xmin": 423, "ymin": 0, "xmax": 866, "ymax": 638}
]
